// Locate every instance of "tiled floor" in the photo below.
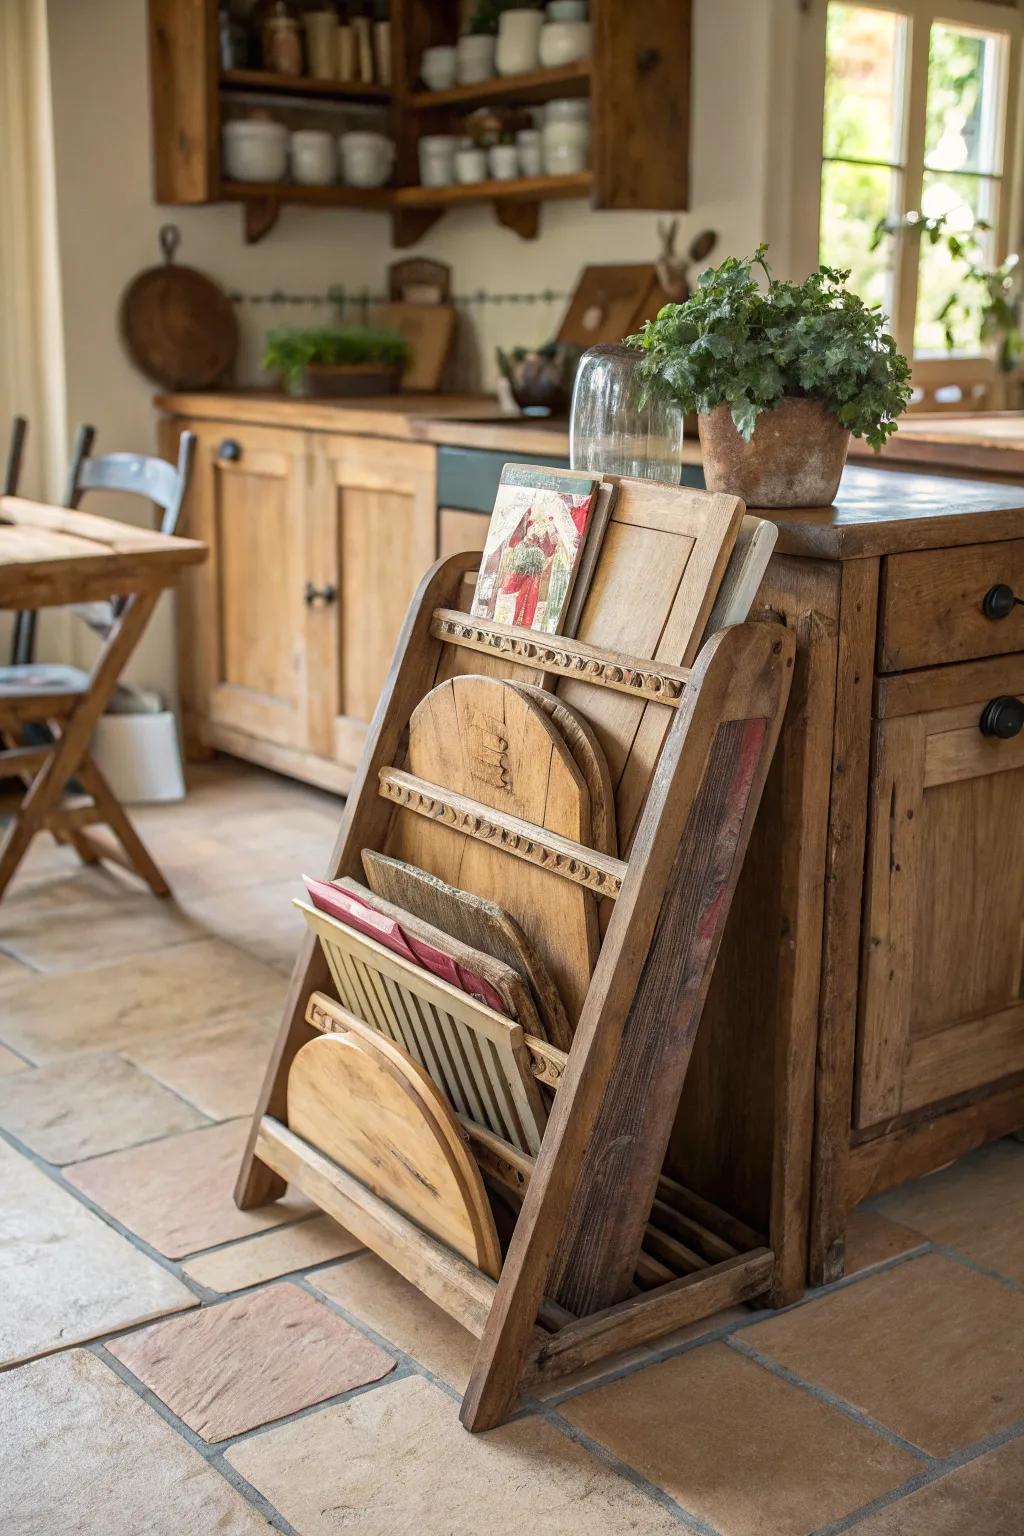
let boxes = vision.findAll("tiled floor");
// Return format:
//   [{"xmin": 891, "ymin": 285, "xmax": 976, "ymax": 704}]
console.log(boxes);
[{"xmin": 1, "ymin": 760, "xmax": 1021, "ymax": 1535}]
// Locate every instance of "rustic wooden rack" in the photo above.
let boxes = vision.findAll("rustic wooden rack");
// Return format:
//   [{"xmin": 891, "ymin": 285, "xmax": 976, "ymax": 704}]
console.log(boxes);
[{"xmin": 237, "ymin": 475, "xmax": 793, "ymax": 1431}]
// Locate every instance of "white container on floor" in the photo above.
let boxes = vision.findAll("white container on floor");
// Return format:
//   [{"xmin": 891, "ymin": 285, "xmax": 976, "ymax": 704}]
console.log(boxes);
[{"xmin": 90, "ymin": 713, "xmax": 186, "ymax": 805}]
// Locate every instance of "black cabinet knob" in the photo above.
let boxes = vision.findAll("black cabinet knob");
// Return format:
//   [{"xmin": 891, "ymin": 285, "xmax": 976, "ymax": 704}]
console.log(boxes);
[
  {"xmin": 304, "ymin": 581, "xmax": 337, "ymax": 607},
  {"xmin": 980, "ymin": 696, "xmax": 1024, "ymax": 739},
  {"xmin": 982, "ymin": 583, "xmax": 1023, "ymax": 620},
  {"xmin": 218, "ymin": 438, "xmax": 242, "ymax": 462}
]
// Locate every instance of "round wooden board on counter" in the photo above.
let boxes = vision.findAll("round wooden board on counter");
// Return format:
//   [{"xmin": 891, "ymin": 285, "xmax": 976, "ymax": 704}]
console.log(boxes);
[
  {"xmin": 119, "ymin": 225, "xmax": 238, "ymax": 390},
  {"xmin": 287, "ymin": 1024, "xmax": 501, "ymax": 1278}
]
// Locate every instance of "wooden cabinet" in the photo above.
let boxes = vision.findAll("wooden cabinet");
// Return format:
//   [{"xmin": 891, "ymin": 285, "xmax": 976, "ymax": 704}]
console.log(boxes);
[
  {"xmin": 662, "ymin": 480, "xmax": 1024, "ymax": 1305},
  {"xmin": 162, "ymin": 410, "xmax": 441, "ymax": 793},
  {"xmin": 857, "ymin": 657, "xmax": 1024, "ymax": 1127},
  {"xmin": 149, "ymin": 0, "xmax": 691, "ymax": 246}
]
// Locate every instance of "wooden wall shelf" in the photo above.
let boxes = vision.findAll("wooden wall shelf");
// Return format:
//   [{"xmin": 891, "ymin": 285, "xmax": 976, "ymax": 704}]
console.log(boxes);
[
  {"xmin": 220, "ymin": 68, "xmax": 391, "ymax": 104},
  {"xmin": 408, "ymin": 60, "xmax": 591, "ymax": 112},
  {"xmin": 150, "ymin": 0, "xmax": 691, "ymax": 245}
]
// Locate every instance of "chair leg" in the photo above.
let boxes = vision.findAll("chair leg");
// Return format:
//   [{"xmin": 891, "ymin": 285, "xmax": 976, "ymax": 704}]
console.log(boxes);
[{"xmin": 74, "ymin": 755, "xmax": 169, "ymax": 896}]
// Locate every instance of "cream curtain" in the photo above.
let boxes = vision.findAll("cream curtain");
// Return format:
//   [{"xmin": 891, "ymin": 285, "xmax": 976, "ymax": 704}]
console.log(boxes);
[{"xmin": 0, "ymin": 0, "xmax": 66, "ymax": 502}]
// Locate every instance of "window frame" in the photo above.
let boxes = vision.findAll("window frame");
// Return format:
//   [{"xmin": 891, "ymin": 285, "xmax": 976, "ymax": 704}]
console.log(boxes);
[{"xmin": 792, "ymin": 0, "xmax": 1024, "ymax": 401}]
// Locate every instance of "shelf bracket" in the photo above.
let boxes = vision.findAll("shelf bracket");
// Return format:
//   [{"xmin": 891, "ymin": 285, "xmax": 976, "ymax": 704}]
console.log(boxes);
[
  {"xmin": 391, "ymin": 206, "xmax": 444, "ymax": 250},
  {"xmin": 243, "ymin": 197, "xmax": 281, "ymax": 245},
  {"xmin": 494, "ymin": 199, "xmax": 541, "ymax": 241}
]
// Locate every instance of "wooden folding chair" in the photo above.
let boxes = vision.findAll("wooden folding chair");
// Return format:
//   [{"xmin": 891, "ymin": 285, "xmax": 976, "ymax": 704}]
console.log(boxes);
[
  {"xmin": 236, "ymin": 476, "xmax": 794, "ymax": 1433},
  {"xmin": 0, "ymin": 430, "xmax": 196, "ymax": 900}
]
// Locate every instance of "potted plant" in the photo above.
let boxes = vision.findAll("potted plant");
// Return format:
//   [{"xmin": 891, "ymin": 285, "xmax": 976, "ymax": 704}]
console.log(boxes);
[
  {"xmin": 262, "ymin": 324, "xmax": 409, "ymax": 397},
  {"xmin": 627, "ymin": 246, "xmax": 912, "ymax": 507}
]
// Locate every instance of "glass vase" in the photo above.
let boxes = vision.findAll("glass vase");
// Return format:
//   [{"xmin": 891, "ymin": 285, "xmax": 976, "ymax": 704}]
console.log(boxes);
[{"xmin": 569, "ymin": 343, "xmax": 685, "ymax": 483}]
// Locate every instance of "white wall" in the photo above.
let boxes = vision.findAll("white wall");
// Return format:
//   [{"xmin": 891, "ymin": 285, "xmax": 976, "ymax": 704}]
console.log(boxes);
[{"xmin": 43, "ymin": 0, "xmax": 785, "ymax": 701}]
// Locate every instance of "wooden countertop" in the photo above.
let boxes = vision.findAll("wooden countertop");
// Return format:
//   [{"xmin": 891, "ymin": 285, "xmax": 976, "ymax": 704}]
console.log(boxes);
[
  {"xmin": 158, "ymin": 391, "xmax": 1024, "ymax": 559},
  {"xmin": 854, "ymin": 411, "xmax": 1024, "ymax": 477}
]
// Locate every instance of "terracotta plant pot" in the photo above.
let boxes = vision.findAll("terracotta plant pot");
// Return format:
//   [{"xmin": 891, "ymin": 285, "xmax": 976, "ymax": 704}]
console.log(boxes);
[{"xmin": 698, "ymin": 397, "xmax": 851, "ymax": 508}]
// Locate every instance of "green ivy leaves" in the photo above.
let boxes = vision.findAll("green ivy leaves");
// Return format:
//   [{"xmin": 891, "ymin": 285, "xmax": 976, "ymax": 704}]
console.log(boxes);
[{"xmin": 627, "ymin": 248, "xmax": 912, "ymax": 450}]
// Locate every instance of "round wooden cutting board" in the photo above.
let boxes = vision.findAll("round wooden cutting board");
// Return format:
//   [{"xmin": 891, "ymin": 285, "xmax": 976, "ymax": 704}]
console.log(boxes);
[
  {"xmin": 287, "ymin": 1025, "xmax": 501, "ymax": 1278},
  {"xmin": 119, "ymin": 225, "xmax": 238, "ymax": 390}
]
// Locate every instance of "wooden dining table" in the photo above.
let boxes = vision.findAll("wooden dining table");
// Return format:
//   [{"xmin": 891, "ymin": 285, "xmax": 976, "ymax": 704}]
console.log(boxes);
[{"xmin": 0, "ymin": 495, "xmax": 206, "ymax": 898}]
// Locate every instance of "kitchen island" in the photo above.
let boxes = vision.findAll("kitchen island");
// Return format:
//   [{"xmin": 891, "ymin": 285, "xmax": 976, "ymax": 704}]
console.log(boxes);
[{"xmin": 158, "ymin": 388, "xmax": 1024, "ymax": 1297}]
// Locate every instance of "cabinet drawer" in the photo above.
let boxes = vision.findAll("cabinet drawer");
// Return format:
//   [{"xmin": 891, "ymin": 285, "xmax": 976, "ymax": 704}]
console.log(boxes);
[{"xmin": 879, "ymin": 539, "xmax": 1024, "ymax": 672}]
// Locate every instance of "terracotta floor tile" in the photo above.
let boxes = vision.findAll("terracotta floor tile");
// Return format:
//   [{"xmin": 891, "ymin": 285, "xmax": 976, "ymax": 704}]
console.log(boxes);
[
  {"xmin": 65, "ymin": 1118, "xmax": 313, "ymax": 1258},
  {"xmin": 0, "ymin": 938, "xmax": 285, "ymax": 1063},
  {"xmin": 0, "ymin": 1053, "xmax": 209, "ymax": 1164},
  {"xmin": 183, "ymin": 1214, "xmax": 362, "ymax": 1292},
  {"xmin": 0, "ymin": 1043, "xmax": 28, "ymax": 1075},
  {"xmin": 0, "ymin": 951, "xmax": 34, "ymax": 993},
  {"xmin": 0, "ymin": 1140, "xmax": 194, "ymax": 1366},
  {"xmin": 747, "ymin": 1252, "xmax": 1024, "ymax": 1455},
  {"xmin": 108, "ymin": 1281, "xmax": 394, "ymax": 1442},
  {"xmin": 120, "ymin": 1014, "xmax": 278, "ymax": 1120},
  {"xmin": 871, "ymin": 1139, "xmax": 1024, "ymax": 1284},
  {"xmin": 1, "ymin": 1351, "xmax": 270, "ymax": 1535},
  {"xmin": 844, "ymin": 1207, "xmax": 928, "ymax": 1278},
  {"xmin": 0, "ymin": 890, "xmax": 201, "ymax": 972},
  {"xmin": 562, "ymin": 1342, "xmax": 917, "ymax": 1536},
  {"xmin": 311, "ymin": 1252, "xmax": 480, "ymax": 1390},
  {"xmin": 535, "ymin": 1306, "xmax": 752, "ymax": 1402},
  {"xmin": 180, "ymin": 877, "xmax": 308, "ymax": 974},
  {"xmin": 227, "ymin": 1373, "xmax": 685, "ymax": 1535},
  {"xmin": 844, "ymin": 1434, "xmax": 1024, "ymax": 1535}
]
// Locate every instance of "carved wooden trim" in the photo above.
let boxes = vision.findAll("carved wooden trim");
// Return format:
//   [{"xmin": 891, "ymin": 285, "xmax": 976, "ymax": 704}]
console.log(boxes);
[
  {"xmin": 526, "ymin": 1037, "xmax": 568, "ymax": 1090},
  {"xmin": 431, "ymin": 609, "xmax": 690, "ymax": 706},
  {"xmin": 378, "ymin": 767, "xmax": 627, "ymax": 898}
]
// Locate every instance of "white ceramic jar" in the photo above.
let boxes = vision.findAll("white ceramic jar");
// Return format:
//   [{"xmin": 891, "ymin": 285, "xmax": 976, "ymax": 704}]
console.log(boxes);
[
  {"xmin": 538, "ymin": 19, "xmax": 591, "ymax": 67},
  {"xmin": 222, "ymin": 119, "xmax": 289, "ymax": 182},
  {"xmin": 290, "ymin": 129, "xmax": 337, "ymax": 185},
  {"xmin": 495, "ymin": 8, "xmax": 543, "ymax": 75},
  {"xmin": 455, "ymin": 144, "xmax": 488, "ymax": 184},
  {"xmin": 541, "ymin": 104, "xmax": 589, "ymax": 174},
  {"xmin": 456, "ymin": 32, "xmax": 496, "ymax": 84},
  {"xmin": 338, "ymin": 131, "xmax": 395, "ymax": 187},
  {"xmin": 421, "ymin": 43, "xmax": 457, "ymax": 90},
  {"xmin": 489, "ymin": 143, "xmax": 520, "ymax": 180},
  {"xmin": 418, "ymin": 133, "xmax": 458, "ymax": 187},
  {"xmin": 516, "ymin": 127, "xmax": 542, "ymax": 176}
]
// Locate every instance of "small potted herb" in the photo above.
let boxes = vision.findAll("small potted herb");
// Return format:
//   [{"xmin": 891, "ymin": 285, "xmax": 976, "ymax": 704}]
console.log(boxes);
[
  {"xmin": 627, "ymin": 246, "xmax": 912, "ymax": 507},
  {"xmin": 262, "ymin": 324, "xmax": 409, "ymax": 397}
]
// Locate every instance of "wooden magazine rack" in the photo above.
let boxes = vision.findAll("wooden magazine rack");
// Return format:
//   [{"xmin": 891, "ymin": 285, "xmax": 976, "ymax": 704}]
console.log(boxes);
[{"xmin": 236, "ymin": 476, "xmax": 794, "ymax": 1432}]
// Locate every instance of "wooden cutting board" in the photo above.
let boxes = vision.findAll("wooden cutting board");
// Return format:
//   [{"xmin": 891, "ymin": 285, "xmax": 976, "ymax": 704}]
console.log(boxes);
[
  {"xmin": 510, "ymin": 684, "xmax": 616, "ymax": 857},
  {"xmin": 287, "ymin": 1021, "xmax": 501, "ymax": 1277},
  {"xmin": 362, "ymin": 851, "xmax": 573, "ymax": 1051},
  {"xmin": 119, "ymin": 225, "xmax": 238, "ymax": 390},
  {"xmin": 384, "ymin": 674, "xmax": 598, "ymax": 1025},
  {"xmin": 369, "ymin": 302, "xmax": 455, "ymax": 393}
]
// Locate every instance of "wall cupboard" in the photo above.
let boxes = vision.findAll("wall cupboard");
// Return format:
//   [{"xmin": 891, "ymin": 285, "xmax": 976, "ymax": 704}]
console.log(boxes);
[{"xmin": 148, "ymin": 0, "xmax": 692, "ymax": 245}]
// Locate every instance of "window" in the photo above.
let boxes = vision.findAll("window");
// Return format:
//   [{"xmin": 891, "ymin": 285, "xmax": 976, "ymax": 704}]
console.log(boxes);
[{"xmin": 800, "ymin": 0, "xmax": 1021, "ymax": 392}]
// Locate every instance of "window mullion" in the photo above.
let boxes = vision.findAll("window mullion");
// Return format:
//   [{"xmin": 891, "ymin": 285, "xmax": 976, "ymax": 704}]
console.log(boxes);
[{"xmin": 894, "ymin": 11, "xmax": 930, "ymax": 361}]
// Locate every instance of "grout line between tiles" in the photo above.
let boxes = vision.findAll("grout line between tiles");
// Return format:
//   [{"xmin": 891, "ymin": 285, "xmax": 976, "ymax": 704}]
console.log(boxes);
[
  {"xmin": 90, "ymin": 1342, "xmax": 303, "ymax": 1535},
  {"xmin": 809, "ymin": 1416, "xmax": 1024, "ymax": 1536},
  {"xmin": 725, "ymin": 1335, "xmax": 936, "ymax": 1463},
  {"xmin": 534, "ymin": 1398, "xmax": 724, "ymax": 1536},
  {"xmin": 930, "ymin": 1242, "xmax": 1024, "ymax": 1296}
]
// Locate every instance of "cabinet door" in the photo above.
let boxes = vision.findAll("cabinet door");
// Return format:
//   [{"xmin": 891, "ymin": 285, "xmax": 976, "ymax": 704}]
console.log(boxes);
[
  {"xmin": 308, "ymin": 436, "xmax": 437, "ymax": 775},
  {"xmin": 856, "ymin": 663, "xmax": 1024, "ymax": 1128},
  {"xmin": 184, "ymin": 423, "xmax": 310, "ymax": 750}
]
